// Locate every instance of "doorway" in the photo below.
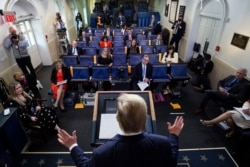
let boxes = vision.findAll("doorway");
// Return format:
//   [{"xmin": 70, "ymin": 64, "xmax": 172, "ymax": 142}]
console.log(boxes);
[{"xmin": 196, "ymin": 16, "xmax": 221, "ymax": 54}]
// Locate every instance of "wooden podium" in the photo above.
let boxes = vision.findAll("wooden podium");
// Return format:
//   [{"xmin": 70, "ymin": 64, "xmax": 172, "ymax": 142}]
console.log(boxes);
[{"xmin": 91, "ymin": 91, "xmax": 156, "ymax": 147}]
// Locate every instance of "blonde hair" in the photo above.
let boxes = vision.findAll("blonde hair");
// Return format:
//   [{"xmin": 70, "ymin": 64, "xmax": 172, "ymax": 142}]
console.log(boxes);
[
  {"xmin": 116, "ymin": 93, "xmax": 147, "ymax": 133},
  {"xmin": 13, "ymin": 72, "xmax": 23, "ymax": 81},
  {"xmin": 54, "ymin": 59, "xmax": 65, "ymax": 69},
  {"xmin": 8, "ymin": 82, "xmax": 32, "ymax": 106}
]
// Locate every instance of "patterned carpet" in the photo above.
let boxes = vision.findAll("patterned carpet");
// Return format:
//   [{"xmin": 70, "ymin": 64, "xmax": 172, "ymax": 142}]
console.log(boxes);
[{"xmin": 19, "ymin": 147, "xmax": 238, "ymax": 167}]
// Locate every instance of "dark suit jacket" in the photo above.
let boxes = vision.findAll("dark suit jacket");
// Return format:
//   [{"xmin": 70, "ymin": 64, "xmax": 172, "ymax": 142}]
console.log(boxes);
[
  {"xmin": 50, "ymin": 66, "xmax": 72, "ymax": 85},
  {"xmin": 127, "ymin": 46, "xmax": 140, "ymax": 55},
  {"xmin": 70, "ymin": 133, "xmax": 178, "ymax": 167},
  {"xmin": 124, "ymin": 34, "xmax": 136, "ymax": 41},
  {"xmin": 116, "ymin": 16, "xmax": 126, "ymax": 27},
  {"xmin": 152, "ymin": 39, "xmax": 164, "ymax": 46},
  {"xmin": 132, "ymin": 62, "xmax": 153, "ymax": 83},
  {"xmin": 67, "ymin": 47, "xmax": 82, "ymax": 55},
  {"xmin": 78, "ymin": 36, "xmax": 90, "ymax": 45},
  {"xmin": 217, "ymin": 75, "xmax": 250, "ymax": 102},
  {"xmin": 67, "ymin": 47, "xmax": 82, "ymax": 64},
  {"xmin": 195, "ymin": 60, "xmax": 214, "ymax": 75},
  {"xmin": 171, "ymin": 20, "xmax": 186, "ymax": 37},
  {"xmin": 149, "ymin": 18, "xmax": 158, "ymax": 28},
  {"xmin": 85, "ymin": 28, "xmax": 94, "ymax": 36}
]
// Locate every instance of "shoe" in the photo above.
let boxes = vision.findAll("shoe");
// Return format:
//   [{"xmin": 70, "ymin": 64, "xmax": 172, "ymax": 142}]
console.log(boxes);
[
  {"xmin": 225, "ymin": 131, "xmax": 235, "ymax": 138},
  {"xmin": 194, "ymin": 108, "xmax": 205, "ymax": 114},
  {"xmin": 193, "ymin": 86, "xmax": 204, "ymax": 93},
  {"xmin": 200, "ymin": 119, "xmax": 213, "ymax": 127},
  {"xmin": 60, "ymin": 107, "xmax": 66, "ymax": 112},
  {"xmin": 53, "ymin": 103, "xmax": 58, "ymax": 109}
]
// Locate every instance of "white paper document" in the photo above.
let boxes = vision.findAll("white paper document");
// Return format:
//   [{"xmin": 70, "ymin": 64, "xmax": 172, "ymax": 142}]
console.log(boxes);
[
  {"xmin": 137, "ymin": 81, "xmax": 149, "ymax": 91},
  {"xmin": 57, "ymin": 80, "xmax": 67, "ymax": 86},
  {"xmin": 234, "ymin": 107, "xmax": 250, "ymax": 120},
  {"xmin": 99, "ymin": 114, "xmax": 121, "ymax": 139}
]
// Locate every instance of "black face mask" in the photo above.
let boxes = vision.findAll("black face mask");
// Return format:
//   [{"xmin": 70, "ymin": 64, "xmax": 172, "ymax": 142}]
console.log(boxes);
[{"xmin": 178, "ymin": 19, "xmax": 182, "ymax": 21}]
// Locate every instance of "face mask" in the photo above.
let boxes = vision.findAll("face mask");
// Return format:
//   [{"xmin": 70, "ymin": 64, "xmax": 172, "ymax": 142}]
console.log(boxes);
[{"xmin": 178, "ymin": 19, "xmax": 182, "ymax": 21}]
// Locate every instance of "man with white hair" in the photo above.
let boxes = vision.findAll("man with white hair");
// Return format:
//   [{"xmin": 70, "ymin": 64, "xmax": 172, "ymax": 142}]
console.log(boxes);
[
  {"xmin": 195, "ymin": 68, "xmax": 250, "ymax": 114},
  {"xmin": 57, "ymin": 93, "xmax": 184, "ymax": 167}
]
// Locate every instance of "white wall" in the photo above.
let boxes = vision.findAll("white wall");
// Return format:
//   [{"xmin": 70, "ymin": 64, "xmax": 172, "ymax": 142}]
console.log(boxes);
[{"xmin": 157, "ymin": 0, "xmax": 250, "ymax": 78}]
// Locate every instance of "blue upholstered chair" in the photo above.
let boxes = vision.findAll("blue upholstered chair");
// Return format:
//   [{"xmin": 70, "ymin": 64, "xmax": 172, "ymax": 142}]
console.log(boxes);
[
  {"xmin": 137, "ymin": 34, "xmax": 147, "ymax": 41},
  {"xmin": 77, "ymin": 42, "xmax": 87, "ymax": 48},
  {"xmin": 89, "ymin": 41, "xmax": 100, "ymax": 49},
  {"xmin": 111, "ymin": 66, "xmax": 129, "ymax": 80},
  {"xmin": 141, "ymin": 45, "xmax": 154, "ymax": 54},
  {"xmin": 92, "ymin": 66, "xmax": 110, "ymax": 81},
  {"xmin": 148, "ymin": 53, "xmax": 160, "ymax": 64},
  {"xmin": 83, "ymin": 47, "xmax": 97, "ymax": 56},
  {"xmin": 152, "ymin": 65, "xmax": 170, "ymax": 83},
  {"xmin": 170, "ymin": 63, "xmax": 190, "ymax": 80},
  {"xmin": 95, "ymin": 28, "xmax": 105, "ymax": 33},
  {"xmin": 91, "ymin": 36, "xmax": 102, "ymax": 41},
  {"xmin": 113, "ymin": 35, "xmax": 124, "ymax": 41},
  {"xmin": 113, "ymin": 40, "xmax": 125, "ymax": 47},
  {"xmin": 129, "ymin": 54, "xmax": 142, "ymax": 66},
  {"xmin": 79, "ymin": 56, "xmax": 94, "ymax": 66},
  {"xmin": 113, "ymin": 47, "xmax": 126, "ymax": 54},
  {"xmin": 138, "ymin": 39, "xmax": 150, "ymax": 46},
  {"xmin": 98, "ymin": 47, "xmax": 111, "ymax": 55},
  {"xmin": 63, "ymin": 56, "xmax": 78, "ymax": 66},
  {"xmin": 71, "ymin": 66, "xmax": 90, "ymax": 81},
  {"xmin": 125, "ymin": 40, "xmax": 132, "ymax": 47},
  {"xmin": 113, "ymin": 54, "xmax": 127, "ymax": 66},
  {"xmin": 155, "ymin": 45, "xmax": 168, "ymax": 53}
]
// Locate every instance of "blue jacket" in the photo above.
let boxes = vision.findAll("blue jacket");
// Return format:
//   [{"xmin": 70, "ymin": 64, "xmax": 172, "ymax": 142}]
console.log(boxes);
[{"xmin": 70, "ymin": 132, "xmax": 179, "ymax": 167}]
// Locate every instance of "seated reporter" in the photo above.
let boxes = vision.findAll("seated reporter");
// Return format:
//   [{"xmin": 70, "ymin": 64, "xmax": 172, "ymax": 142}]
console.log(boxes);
[
  {"xmin": 200, "ymin": 95, "xmax": 250, "ymax": 138},
  {"xmin": 67, "ymin": 40, "xmax": 83, "ymax": 65},
  {"xmin": 4, "ymin": 82, "xmax": 59, "ymax": 131},
  {"xmin": 96, "ymin": 48, "xmax": 113, "ymax": 91},
  {"xmin": 160, "ymin": 45, "xmax": 178, "ymax": 66},
  {"xmin": 50, "ymin": 59, "xmax": 72, "ymax": 112},
  {"xmin": 99, "ymin": 36, "xmax": 112, "ymax": 49},
  {"xmin": 131, "ymin": 54, "xmax": 153, "ymax": 90},
  {"xmin": 127, "ymin": 39, "xmax": 140, "ymax": 57},
  {"xmin": 57, "ymin": 93, "xmax": 184, "ymax": 167},
  {"xmin": 195, "ymin": 68, "xmax": 250, "ymax": 114},
  {"xmin": 13, "ymin": 71, "xmax": 41, "ymax": 99}
]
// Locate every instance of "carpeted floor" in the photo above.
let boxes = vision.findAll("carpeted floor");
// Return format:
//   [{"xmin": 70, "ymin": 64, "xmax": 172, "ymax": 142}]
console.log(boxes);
[
  {"xmin": 19, "ymin": 147, "xmax": 238, "ymax": 167},
  {"xmin": 9, "ymin": 66, "xmax": 249, "ymax": 166}
]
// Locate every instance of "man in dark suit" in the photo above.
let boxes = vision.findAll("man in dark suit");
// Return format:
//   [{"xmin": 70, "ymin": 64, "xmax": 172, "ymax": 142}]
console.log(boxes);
[
  {"xmin": 191, "ymin": 52, "xmax": 214, "ymax": 92},
  {"xmin": 195, "ymin": 68, "xmax": 250, "ymax": 113},
  {"xmin": 67, "ymin": 40, "xmax": 82, "ymax": 65},
  {"xmin": 124, "ymin": 28, "xmax": 136, "ymax": 42},
  {"xmin": 85, "ymin": 25, "xmax": 94, "ymax": 36},
  {"xmin": 78, "ymin": 31, "xmax": 90, "ymax": 46},
  {"xmin": 152, "ymin": 33, "xmax": 164, "ymax": 46},
  {"xmin": 131, "ymin": 54, "xmax": 153, "ymax": 90},
  {"xmin": 169, "ymin": 16, "xmax": 186, "ymax": 52},
  {"xmin": 149, "ymin": 14, "xmax": 158, "ymax": 28},
  {"xmin": 116, "ymin": 12, "xmax": 126, "ymax": 28},
  {"xmin": 152, "ymin": 34, "xmax": 164, "ymax": 53},
  {"xmin": 57, "ymin": 93, "xmax": 184, "ymax": 167}
]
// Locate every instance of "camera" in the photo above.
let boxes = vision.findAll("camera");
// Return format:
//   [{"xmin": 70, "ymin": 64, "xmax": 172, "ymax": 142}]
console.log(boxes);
[{"xmin": 11, "ymin": 33, "xmax": 19, "ymax": 40}]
